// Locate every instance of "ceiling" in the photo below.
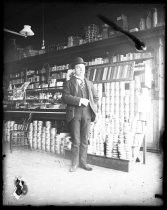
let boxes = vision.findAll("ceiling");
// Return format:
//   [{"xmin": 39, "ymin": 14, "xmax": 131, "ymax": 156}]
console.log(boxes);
[{"xmin": 4, "ymin": 1, "xmax": 165, "ymax": 50}]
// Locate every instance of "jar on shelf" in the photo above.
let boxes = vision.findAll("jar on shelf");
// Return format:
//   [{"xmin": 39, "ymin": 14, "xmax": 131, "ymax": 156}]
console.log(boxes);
[
  {"xmin": 152, "ymin": 8, "xmax": 158, "ymax": 27},
  {"xmin": 139, "ymin": 18, "xmax": 145, "ymax": 30},
  {"xmin": 102, "ymin": 24, "xmax": 109, "ymax": 39},
  {"xmin": 146, "ymin": 11, "xmax": 152, "ymax": 29}
]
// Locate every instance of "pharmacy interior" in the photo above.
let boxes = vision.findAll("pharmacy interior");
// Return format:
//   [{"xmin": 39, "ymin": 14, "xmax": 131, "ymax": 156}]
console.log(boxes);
[{"xmin": 3, "ymin": 3, "xmax": 165, "ymax": 172}]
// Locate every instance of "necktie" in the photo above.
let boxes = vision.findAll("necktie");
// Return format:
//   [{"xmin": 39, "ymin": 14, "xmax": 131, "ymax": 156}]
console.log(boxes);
[
  {"xmin": 75, "ymin": 76, "xmax": 85, "ymax": 89},
  {"xmin": 80, "ymin": 80, "xmax": 85, "ymax": 89}
]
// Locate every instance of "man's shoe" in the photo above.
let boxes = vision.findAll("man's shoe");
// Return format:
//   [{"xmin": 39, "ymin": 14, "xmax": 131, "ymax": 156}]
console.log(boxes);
[
  {"xmin": 69, "ymin": 165, "xmax": 78, "ymax": 172},
  {"xmin": 80, "ymin": 164, "xmax": 92, "ymax": 171}
]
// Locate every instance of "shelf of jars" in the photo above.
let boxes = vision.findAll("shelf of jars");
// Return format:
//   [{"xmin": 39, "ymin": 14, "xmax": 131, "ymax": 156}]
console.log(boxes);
[{"xmin": 16, "ymin": 25, "xmax": 164, "ymax": 62}]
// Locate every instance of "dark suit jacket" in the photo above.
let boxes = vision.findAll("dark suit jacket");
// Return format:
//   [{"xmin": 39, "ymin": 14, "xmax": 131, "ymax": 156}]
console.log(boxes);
[{"xmin": 62, "ymin": 76, "xmax": 99, "ymax": 123}]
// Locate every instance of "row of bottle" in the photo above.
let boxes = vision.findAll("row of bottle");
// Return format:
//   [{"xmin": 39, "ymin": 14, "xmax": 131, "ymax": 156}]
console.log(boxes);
[{"xmin": 140, "ymin": 8, "xmax": 158, "ymax": 30}]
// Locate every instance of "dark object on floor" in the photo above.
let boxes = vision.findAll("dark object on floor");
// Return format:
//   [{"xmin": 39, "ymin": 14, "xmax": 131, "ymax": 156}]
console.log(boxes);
[
  {"xmin": 97, "ymin": 14, "xmax": 147, "ymax": 51},
  {"xmin": 14, "ymin": 177, "xmax": 28, "ymax": 196},
  {"xmin": 136, "ymin": 157, "xmax": 140, "ymax": 162}
]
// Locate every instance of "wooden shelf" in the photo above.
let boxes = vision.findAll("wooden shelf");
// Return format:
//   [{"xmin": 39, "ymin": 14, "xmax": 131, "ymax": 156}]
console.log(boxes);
[
  {"xmin": 4, "ymin": 26, "xmax": 164, "ymax": 72},
  {"xmin": 93, "ymin": 78, "xmax": 133, "ymax": 83},
  {"xmin": 26, "ymin": 87, "xmax": 63, "ymax": 92},
  {"xmin": 50, "ymin": 69, "xmax": 68, "ymax": 73},
  {"xmin": 86, "ymin": 57, "xmax": 154, "ymax": 68},
  {"xmin": 4, "ymin": 110, "xmax": 66, "ymax": 121}
]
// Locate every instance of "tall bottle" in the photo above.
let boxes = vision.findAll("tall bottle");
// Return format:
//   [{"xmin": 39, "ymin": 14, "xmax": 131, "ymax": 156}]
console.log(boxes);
[
  {"xmin": 139, "ymin": 18, "xmax": 145, "ymax": 30},
  {"xmin": 146, "ymin": 11, "xmax": 152, "ymax": 29},
  {"xmin": 153, "ymin": 8, "xmax": 158, "ymax": 27}
]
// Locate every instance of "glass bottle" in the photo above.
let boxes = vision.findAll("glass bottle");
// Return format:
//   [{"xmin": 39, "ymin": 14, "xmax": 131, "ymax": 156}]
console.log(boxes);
[
  {"xmin": 139, "ymin": 18, "xmax": 145, "ymax": 30},
  {"xmin": 153, "ymin": 8, "xmax": 158, "ymax": 27},
  {"xmin": 146, "ymin": 11, "xmax": 152, "ymax": 29}
]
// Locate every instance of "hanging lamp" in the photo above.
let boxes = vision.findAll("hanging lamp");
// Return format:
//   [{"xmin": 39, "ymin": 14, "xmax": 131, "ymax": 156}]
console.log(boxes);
[{"xmin": 4, "ymin": 25, "xmax": 34, "ymax": 37}]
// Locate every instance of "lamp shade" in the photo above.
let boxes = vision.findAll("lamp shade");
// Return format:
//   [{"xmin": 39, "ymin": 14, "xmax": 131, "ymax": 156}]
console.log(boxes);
[{"xmin": 19, "ymin": 25, "xmax": 34, "ymax": 37}]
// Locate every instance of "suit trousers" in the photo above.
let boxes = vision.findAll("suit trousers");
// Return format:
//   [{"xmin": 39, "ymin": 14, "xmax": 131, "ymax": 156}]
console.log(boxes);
[{"xmin": 69, "ymin": 105, "xmax": 91, "ymax": 166}]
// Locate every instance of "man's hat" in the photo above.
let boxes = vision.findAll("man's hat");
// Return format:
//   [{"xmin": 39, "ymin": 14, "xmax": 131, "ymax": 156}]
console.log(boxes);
[{"xmin": 71, "ymin": 57, "xmax": 86, "ymax": 69}]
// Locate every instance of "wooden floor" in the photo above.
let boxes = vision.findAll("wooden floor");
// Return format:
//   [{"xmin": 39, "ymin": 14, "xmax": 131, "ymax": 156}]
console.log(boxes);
[{"xmin": 2, "ymin": 142, "xmax": 164, "ymax": 206}]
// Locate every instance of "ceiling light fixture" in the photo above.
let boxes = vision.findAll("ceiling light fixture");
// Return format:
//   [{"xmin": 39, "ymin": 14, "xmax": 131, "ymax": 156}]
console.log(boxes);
[{"xmin": 4, "ymin": 25, "xmax": 34, "ymax": 37}]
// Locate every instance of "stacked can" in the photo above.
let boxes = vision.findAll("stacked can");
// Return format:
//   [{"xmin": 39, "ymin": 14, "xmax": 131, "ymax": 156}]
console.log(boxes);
[
  {"xmin": 5, "ymin": 121, "xmax": 15, "ymax": 142},
  {"xmin": 45, "ymin": 121, "xmax": 51, "ymax": 152},
  {"xmin": 124, "ymin": 90, "xmax": 130, "ymax": 120},
  {"xmin": 114, "ymin": 82, "xmax": 120, "ymax": 118},
  {"xmin": 41, "ymin": 127, "xmax": 46, "ymax": 151},
  {"xmin": 110, "ymin": 83, "xmax": 115, "ymax": 117},
  {"xmin": 104, "ymin": 83, "xmax": 110, "ymax": 116},
  {"xmin": 28, "ymin": 123, "xmax": 33, "ymax": 148},
  {"xmin": 60, "ymin": 137, "xmax": 65, "ymax": 155},
  {"xmin": 129, "ymin": 81, "xmax": 135, "ymax": 120},
  {"xmin": 118, "ymin": 133, "xmax": 126, "ymax": 159},
  {"xmin": 124, "ymin": 132, "xmax": 133, "ymax": 160},
  {"xmin": 134, "ymin": 76, "xmax": 141, "ymax": 115},
  {"xmin": 119, "ymin": 82, "xmax": 125, "ymax": 123},
  {"xmin": 106, "ymin": 134, "xmax": 113, "ymax": 158},
  {"xmin": 112, "ymin": 134, "xmax": 119, "ymax": 158},
  {"xmin": 101, "ymin": 96, "xmax": 106, "ymax": 118},
  {"xmin": 37, "ymin": 121, "xmax": 43, "ymax": 150},
  {"xmin": 50, "ymin": 128, "xmax": 57, "ymax": 153},
  {"xmin": 55, "ymin": 135, "xmax": 61, "ymax": 154},
  {"xmin": 85, "ymin": 24, "xmax": 99, "ymax": 43},
  {"xmin": 93, "ymin": 120, "xmax": 99, "ymax": 155},
  {"xmin": 91, "ymin": 138, "xmax": 96, "ymax": 154},
  {"xmin": 109, "ymin": 118, "xmax": 114, "ymax": 136},
  {"xmin": 32, "ymin": 121, "xmax": 38, "ymax": 150},
  {"xmin": 114, "ymin": 117, "xmax": 120, "ymax": 134},
  {"xmin": 96, "ymin": 134, "xmax": 104, "ymax": 156},
  {"xmin": 96, "ymin": 83, "xmax": 103, "ymax": 113},
  {"xmin": 6, "ymin": 121, "xmax": 11, "ymax": 142},
  {"xmin": 88, "ymin": 122, "xmax": 94, "ymax": 154}
]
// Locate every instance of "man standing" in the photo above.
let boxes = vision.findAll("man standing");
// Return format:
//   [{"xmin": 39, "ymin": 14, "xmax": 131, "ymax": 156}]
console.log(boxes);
[{"xmin": 62, "ymin": 57, "xmax": 99, "ymax": 172}]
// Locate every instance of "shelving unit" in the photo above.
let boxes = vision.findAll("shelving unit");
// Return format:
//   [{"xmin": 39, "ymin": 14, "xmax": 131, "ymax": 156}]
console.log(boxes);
[{"xmin": 3, "ymin": 25, "xmax": 165, "ymax": 171}]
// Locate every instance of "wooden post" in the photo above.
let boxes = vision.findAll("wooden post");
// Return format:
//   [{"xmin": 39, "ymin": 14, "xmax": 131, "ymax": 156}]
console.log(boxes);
[{"xmin": 143, "ymin": 122, "xmax": 147, "ymax": 164}]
